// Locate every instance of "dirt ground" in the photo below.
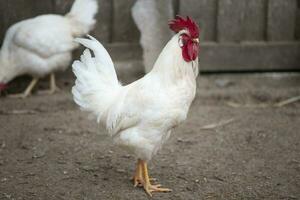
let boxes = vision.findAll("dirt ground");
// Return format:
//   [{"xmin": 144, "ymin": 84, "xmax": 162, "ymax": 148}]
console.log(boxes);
[{"xmin": 0, "ymin": 67, "xmax": 300, "ymax": 200}]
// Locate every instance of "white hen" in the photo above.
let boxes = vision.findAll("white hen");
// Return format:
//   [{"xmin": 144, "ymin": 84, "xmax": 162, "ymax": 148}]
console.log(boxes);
[
  {"xmin": 72, "ymin": 16, "xmax": 200, "ymax": 196},
  {"xmin": 0, "ymin": 0, "xmax": 98, "ymax": 98}
]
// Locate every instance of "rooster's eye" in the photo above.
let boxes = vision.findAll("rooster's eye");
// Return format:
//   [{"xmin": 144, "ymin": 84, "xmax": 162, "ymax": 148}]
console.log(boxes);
[
  {"xmin": 179, "ymin": 34, "xmax": 189, "ymax": 47},
  {"xmin": 178, "ymin": 37, "xmax": 184, "ymax": 47}
]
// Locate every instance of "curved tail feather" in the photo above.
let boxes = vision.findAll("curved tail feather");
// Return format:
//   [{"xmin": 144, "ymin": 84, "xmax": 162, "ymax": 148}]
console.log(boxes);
[{"xmin": 72, "ymin": 36, "xmax": 122, "ymax": 123}]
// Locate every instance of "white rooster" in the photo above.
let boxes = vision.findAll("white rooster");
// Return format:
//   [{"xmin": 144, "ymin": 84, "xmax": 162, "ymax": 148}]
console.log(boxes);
[
  {"xmin": 72, "ymin": 16, "xmax": 199, "ymax": 196},
  {"xmin": 0, "ymin": 0, "xmax": 98, "ymax": 98}
]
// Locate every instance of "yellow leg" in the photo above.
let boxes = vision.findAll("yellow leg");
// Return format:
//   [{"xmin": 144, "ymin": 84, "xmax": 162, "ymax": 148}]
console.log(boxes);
[
  {"xmin": 38, "ymin": 73, "xmax": 60, "ymax": 95},
  {"xmin": 9, "ymin": 78, "xmax": 39, "ymax": 98},
  {"xmin": 49, "ymin": 73, "xmax": 60, "ymax": 93},
  {"xmin": 140, "ymin": 160, "xmax": 172, "ymax": 197},
  {"xmin": 132, "ymin": 159, "xmax": 158, "ymax": 188},
  {"xmin": 133, "ymin": 159, "xmax": 143, "ymax": 187}
]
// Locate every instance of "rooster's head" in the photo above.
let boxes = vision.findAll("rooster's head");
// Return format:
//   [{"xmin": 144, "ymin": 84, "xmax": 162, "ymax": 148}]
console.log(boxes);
[{"xmin": 169, "ymin": 15, "xmax": 200, "ymax": 62}]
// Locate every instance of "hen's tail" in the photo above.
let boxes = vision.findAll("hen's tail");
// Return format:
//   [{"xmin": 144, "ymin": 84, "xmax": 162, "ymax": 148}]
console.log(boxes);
[
  {"xmin": 66, "ymin": 0, "xmax": 98, "ymax": 36},
  {"xmin": 72, "ymin": 36, "xmax": 122, "ymax": 123}
]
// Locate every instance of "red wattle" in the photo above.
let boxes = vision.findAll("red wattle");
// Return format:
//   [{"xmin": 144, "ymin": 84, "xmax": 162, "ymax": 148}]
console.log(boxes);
[{"xmin": 182, "ymin": 41, "xmax": 199, "ymax": 62}]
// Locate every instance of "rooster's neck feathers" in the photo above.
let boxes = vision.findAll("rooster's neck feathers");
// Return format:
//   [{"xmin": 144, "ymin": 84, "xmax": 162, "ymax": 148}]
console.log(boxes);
[{"xmin": 150, "ymin": 33, "xmax": 198, "ymax": 82}]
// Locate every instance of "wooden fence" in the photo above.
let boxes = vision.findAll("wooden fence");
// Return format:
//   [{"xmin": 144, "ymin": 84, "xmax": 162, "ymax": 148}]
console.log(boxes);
[
  {"xmin": 180, "ymin": 0, "xmax": 300, "ymax": 71},
  {"xmin": 0, "ymin": 0, "xmax": 299, "ymax": 71}
]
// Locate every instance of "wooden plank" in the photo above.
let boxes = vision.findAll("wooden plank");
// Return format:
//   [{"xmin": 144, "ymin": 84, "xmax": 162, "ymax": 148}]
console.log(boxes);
[
  {"xmin": 107, "ymin": 43, "xmax": 142, "ymax": 61},
  {"xmin": 31, "ymin": 0, "xmax": 53, "ymax": 16},
  {"xmin": 199, "ymin": 42, "xmax": 300, "ymax": 71},
  {"xmin": 106, "ymin": 41, "xmax": 300, "ymax": 72},
  {"xmin": 93, "ymin": 0, "xmax": 112, "ymax": 43},
  {"xmin": 296, "ymin": 8, "xmax": 300, "ymax": 40},
  {"xmin": 179, "ymin": 0, "xmax": 217, "ymax": 41},
  {"xmin": 0, "ymin": 1, "xmax": 7, "ymax": 42},
  {"xmin": 105, "ymin": 42, "xmax": 300, "ymax": 72},
  {"xmin": 112, "ymin": 0, "xmax": 139, "ymax": 42},
  {"xmin": 52, "ymin": 0, "xmax": 73, "ymax": 14},
  {"xmin": 243, "ymin": 0, "xmax": 267, "ymax": 41},
  {"xmin": 217, "ymin": 0, "xmax": 246, "ymax": 42},
  {"xmin": 267, "ymin": 0, "xmax": 297, "ymax": 41}
]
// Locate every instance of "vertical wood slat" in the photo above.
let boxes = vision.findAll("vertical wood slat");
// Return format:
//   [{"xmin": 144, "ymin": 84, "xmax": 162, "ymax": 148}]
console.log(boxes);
[
  {"xmin": 179, "ymin": 0, "xmax": 217, "ymax": 41},
  {"xmin": 93, "ymin": 0, "xmax": 112, "ymax": 43},
  {"xmin": 267, "ymin": 0, "xmax": 297, "ymax": 41},
  {"xmin": 243, "ymin": 0, "xmax": 267, "ymax": 41},
  {"xmin": 112, "ymin": 0, "xmax": 140, "ymax": 42},
  {"xmin": 217, "ymin": 0, "xmax": 246, "ymax": 42},
  {"xmin": 31, "ymin": 1, "xmax": 53, "ymax": 16},
  {"xmin": 52, "ymin": 0, "xmax": 73, "ymax": 14},
  {"xmin": 296, "ymin": 7, "xmax": 300, "ymax": 40},
  {"xmin": 0, "ymin": 0, "xmax": 53, "ymax": 45}
]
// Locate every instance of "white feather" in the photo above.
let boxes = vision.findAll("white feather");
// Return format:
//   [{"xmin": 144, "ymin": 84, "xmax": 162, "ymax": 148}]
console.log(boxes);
[{"xmin": 72, "ymin": 37, "xmax": 122, "ymax": 126}]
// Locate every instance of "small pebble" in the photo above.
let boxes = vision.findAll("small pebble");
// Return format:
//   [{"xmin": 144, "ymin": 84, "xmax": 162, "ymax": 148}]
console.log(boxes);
[
  {"xmin": 116, "ymin": 169, "xmax": 125, "ymax": 173},
  {"xmin": 1, "ymin": 178, "xmax": 8, "ymax": 182}
]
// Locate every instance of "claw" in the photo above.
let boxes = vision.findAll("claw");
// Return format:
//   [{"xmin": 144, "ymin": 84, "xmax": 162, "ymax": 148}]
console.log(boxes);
[
  {"xmin": 145, "ymin": 184, "xmax": 172, "ymax": 197},
  {"xmin": 132, "ymin": 159, "xmax": 171, "ymax": 196}
]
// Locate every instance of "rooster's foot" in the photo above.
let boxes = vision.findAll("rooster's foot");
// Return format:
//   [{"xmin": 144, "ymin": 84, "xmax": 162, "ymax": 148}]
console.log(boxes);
[
  {"xmin": 133, "ymin": 159, "xmax": 171, "ymax": 196},
  {"xmin": 132, "ymin": 177, "xmax": 157, "ymax": 187},
  {"xmin": 143, "ymin": 183, "xmax": 172, "ymax": 196}
]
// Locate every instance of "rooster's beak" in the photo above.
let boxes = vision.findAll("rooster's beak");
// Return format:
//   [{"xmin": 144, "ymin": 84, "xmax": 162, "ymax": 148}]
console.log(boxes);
[{"xmin": 193, "ymin": 38, "xmax": 199, "ymax": 43}]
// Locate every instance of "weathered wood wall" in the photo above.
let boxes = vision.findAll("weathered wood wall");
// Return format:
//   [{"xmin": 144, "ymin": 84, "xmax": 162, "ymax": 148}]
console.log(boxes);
[
  {"xmin": 180, "ymin": 0, "xmax": 299, "ymax": 43},
  {"xmin": 0, "ymin": 0, "xmax": 299, "ymax": 71},
  {"xmin": 179, "ymin": 0, "xmax": 300, "ymax": 71}
]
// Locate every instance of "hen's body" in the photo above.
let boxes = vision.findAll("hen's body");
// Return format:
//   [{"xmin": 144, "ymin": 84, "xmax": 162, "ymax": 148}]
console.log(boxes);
[
  {"xmin": 0, "ymin": 15, "xmax": 74, "ymax": 80},
  {"xmin": 0, "ymin": 0, "xmax": 98, "ymax": 97}
]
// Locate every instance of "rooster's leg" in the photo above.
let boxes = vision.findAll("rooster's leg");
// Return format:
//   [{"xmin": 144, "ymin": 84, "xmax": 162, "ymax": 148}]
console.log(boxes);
[
  {"xmin": 132, "ymin": 159, "xmax": 143, "ymax": 187},
  {"xmin": 132, "ymin": 159, "xmax": 157, "ymax": 187},
  {"xmin": 8, "ymin": 78, "xmax": 39, "ymax": 98},
  {"xmin": 38, "ymin": 73, "xmax": 60, "ymax": 95},
  {"xmin": 140, "ymin": 160, "xmax": 171, "ymax": 197}
]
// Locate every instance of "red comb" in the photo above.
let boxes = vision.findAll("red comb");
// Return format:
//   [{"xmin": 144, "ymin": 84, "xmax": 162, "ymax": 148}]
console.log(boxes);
[{"xmin": 169, "ymin": 15, "xmax": 199, "ymax": 38}]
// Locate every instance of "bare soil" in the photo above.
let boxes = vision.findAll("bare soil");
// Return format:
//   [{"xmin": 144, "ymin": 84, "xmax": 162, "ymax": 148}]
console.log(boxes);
[{"xmin": 0, "ymin": 68, "xmax": 300, "ymax": 200}]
